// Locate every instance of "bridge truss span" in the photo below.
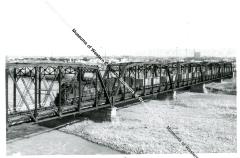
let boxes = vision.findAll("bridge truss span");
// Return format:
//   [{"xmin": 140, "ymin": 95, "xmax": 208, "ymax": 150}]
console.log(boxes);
[{"xmin": 6, "ymin": 61, "xmax": 234, "ymax": 126}]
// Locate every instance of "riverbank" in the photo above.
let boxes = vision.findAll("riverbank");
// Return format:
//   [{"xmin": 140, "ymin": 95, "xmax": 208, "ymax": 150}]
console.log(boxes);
[
  {"xmin": 60, "ymin": 92, "xmax": 236, "ymax": 154},
  {"xmin": 205, "ymin": 78, "xmax": 236, "ymax": 95}
]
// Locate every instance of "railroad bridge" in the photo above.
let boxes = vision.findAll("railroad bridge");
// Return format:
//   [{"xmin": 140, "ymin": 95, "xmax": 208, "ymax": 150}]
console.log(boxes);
[{"xmin": 6, "ymin": 61, "xmax": 234, "ymax": 126}]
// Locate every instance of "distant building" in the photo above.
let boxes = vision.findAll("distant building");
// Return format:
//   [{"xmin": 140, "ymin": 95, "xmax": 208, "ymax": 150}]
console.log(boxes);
[{"xmin": 194, "ymin": 52, "xmax": 201, "ymax": 58}]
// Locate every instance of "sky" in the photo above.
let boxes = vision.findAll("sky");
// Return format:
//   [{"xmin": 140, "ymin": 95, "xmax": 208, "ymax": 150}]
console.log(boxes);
[{"xmin": 0, "ymin": 0, "xmax": 239, "ymax": 57}]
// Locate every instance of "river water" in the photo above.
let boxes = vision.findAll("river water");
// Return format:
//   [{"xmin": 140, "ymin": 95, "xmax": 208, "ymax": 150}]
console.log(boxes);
[
  {"xmin": 6, "ymin": 79, "xmax": 236, "ymax": 155},
  {"xmin": 7, "ymin": 130, "xmax": 121, "ymax": 155}
]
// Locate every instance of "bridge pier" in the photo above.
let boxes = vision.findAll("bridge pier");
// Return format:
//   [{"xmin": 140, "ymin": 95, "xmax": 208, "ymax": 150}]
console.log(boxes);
[
  {"xmin": 233, "ymin": 71, "xmax": 236, "ymax": 78},
  {"xmin": 190, "ymin": 83, "xmax": 205, "ymax": 93}
]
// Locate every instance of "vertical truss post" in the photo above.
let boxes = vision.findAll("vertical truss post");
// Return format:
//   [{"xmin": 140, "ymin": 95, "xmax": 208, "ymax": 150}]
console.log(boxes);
[
  {"xmin": 210, "ymin": 65, "xmax": 213, "ymax": 79},
  {"xmin": 212, "ymin": 66, "xmax": 214, "ymax": 78},
  {"xmin": 95, "ymin": 70, "xmax": 98, "ymax": 107},
  {"xmin": 183, "ymin": 66, "xmax": 186, "ymax": 85},
  {"xmin": 229, "ymin": 64, "xmax": 231, "ymax": 75},
  {"xmin": 38, "ymin": 66, "xmax": 41, "ymax": 108},
  {"xmin": 58, "ymin": 66, "xmax": 62, "ymax": 116},
  {"xmin": 192, "ymin": 66, "xmax": 194, "ymax": 84},
  {"xmin": 143, "ymin": 65, "xmax": 146, "ymax": 95},
  {"xmin": 137, "ymin": 66, "xmax": 140, "ymax": 78},
  {"xmin": 226, "ymin": 65, "xmax": 228, "ymax": 74},
  {"xmin": 218, "ymin": 65, "xmax": 221, "ymax": 78},
  {"xmin": 230, "ymin": 64, "xmax": 233, "ymax": 76},
  {"xmin": 13, "ymin": 68, "xmax": 16, "ymax": 112},
  {"xmin": 230, "ymin": 63, "xmax": 233, "ymax": 75},
  {"xmin": 107, "ymin": 68, "xmax": 110, "ymax": 95},
  {"xmin": 187, "ymin": 65, "xmax": 189, "ymax": 85},
  {"xmin": 176, "ymin": 63, "xmax": 178, "ymax": 88},
  {"xmin": 34, "ymin": 67, "xmax": 38, "ymax": 119},
  {"xmin": 221, "ymin": 65, "xmax": 223, "ymax": 77},
  {"xmin": 78, "ymin": 67, "xmax": 82, "ymax": 112},
  {"xmin": 73, "ymin": 83, "xmax": 76, "ymax": 103},
  {"xmin": 166, "ymin": 67, "xmax": 173, "ymax": 90},
  {"xmin": 159, "ymin": 66, "xmax": 161, "ymax": 92},
  {"xmin": 216, "ymin": 65, "xmax": 218, "ymax": 78},
  {"xmin": 223, "ymin": 64, "xmax": 225, "ymax": 77},
  {"xmin": 123, "ymin": 70, "xmax": 126, "ymax": 100},
  {"xmin": 151, "ymin": 66, "xmax": 154, "ymax": 94},
  {"xmin": 186, "ymin": 65, "xmax": 188, "ymax": 84},
  {"xmin": 128, "ymin": 68, "xmax": 132, "ymax": 98},
  {"xmin": 106, "ymin": 69, "xmax": 112, "ymax": 95},
  {"xmin": 202, "ymin": 65, "xmax": 205, "ymax": 81},
  {"xmin": 191, "ymin": 66, "xmax": 194, "ymax": 84},
  {"xmin": 195, "ymin": 66, "xmax": 198, "ymax": 84},
  {"xmin": 118, "ymin": 65, "xmax": 121, "ymax": 95},
  {"xmin": 134, "ymin": 66, "xmax": 137, "ymax": 92},
  {"xmin": 6, "ymin": 68, "xmax": 9, "ymax": 129},
  {"xmin": 128, "ymin": 68, "xmax": 131, "ymax": 87}
]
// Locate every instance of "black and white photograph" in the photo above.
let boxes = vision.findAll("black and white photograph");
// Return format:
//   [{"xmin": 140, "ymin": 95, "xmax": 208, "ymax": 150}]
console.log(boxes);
[{"xmin": 1, "ymin": 0, "xmax": 239, "ymax": 157}]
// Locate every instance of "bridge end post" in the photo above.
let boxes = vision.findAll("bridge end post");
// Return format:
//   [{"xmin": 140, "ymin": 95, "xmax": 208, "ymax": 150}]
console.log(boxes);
[{"xmin": 6, "ymin": 67, "xmax": 9, "ymax": 130}]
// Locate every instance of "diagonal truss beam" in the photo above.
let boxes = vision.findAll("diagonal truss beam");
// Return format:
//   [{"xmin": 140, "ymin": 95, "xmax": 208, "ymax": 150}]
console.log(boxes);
[
  {"xmin": 42, "ymin": 75, "xmax": 57, "ymax": 107},
  {"xmin": 17, "ymin": 78, "xmax": 33, "ymax": 107},
  {"xmin": 8, "ymin": 70, "xmax": 37, "ymax": 122},
  {"xmin": 20, "ymin": 77, "xmax": 35, "ymax": 104}
]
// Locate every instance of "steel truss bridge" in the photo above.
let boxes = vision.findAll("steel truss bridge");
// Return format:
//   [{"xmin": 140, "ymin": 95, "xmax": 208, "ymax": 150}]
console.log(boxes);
[{"xmin": 6, "ymin": 61, "xmax": 234, "ymax": 126}]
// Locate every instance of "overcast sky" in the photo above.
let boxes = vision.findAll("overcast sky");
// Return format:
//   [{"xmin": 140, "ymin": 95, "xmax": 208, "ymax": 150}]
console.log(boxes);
[{"xmin": 0, "ymin": 0, "xmax": 239, "ymax": 57}]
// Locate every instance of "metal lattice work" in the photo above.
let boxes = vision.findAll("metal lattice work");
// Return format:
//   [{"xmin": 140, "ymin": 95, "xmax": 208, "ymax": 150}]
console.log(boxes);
[
  {"xmin": 6, "ymin": 61, "xmax": 234, "ymax": 126},
  {"xmin": 6, "ymin": 63, "xmax": 110, "ymax": 126},
  {"xmin": 103, "ymin": 61, "xmax": 233, "ymax": 104}
]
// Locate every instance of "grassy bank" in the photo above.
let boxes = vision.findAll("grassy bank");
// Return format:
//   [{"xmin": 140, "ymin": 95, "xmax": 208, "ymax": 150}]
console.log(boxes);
[{"xmin": 60, "ymin": 92, "xmax": 236, "ymax": 154}]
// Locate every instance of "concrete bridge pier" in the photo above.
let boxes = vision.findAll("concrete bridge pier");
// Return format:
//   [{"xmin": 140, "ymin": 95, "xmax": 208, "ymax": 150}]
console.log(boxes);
[
  {"xmin": 233, "ymin": 71, "xmax": 236, "ymax": 78},
  {"xmin": 190, "ymin": 83, "xmax": 206, "ymax": 93},
  {"xmin": 110, "ymin": 107, "xmax": 118, "ymax": 122},
  {"xmin": 173, "ymin": 90, "xmax": 177, "ymax": 100}
]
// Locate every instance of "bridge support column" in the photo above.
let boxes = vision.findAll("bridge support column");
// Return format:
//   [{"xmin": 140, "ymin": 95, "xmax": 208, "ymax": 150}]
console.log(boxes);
[
  {"xmin": 110, "ymin": 107, "xmax": 118, "ymax": 122},
  {"xmin": 233, "ymin": 71, "xmax": 236, "ymax": 78},
  {"xmin": 173, "ymin": 90, "xmax": 177, "ymax": 100},
  {"xmin": 190, "ymin": 83, "xmax": 205, "ymax": 93}
]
